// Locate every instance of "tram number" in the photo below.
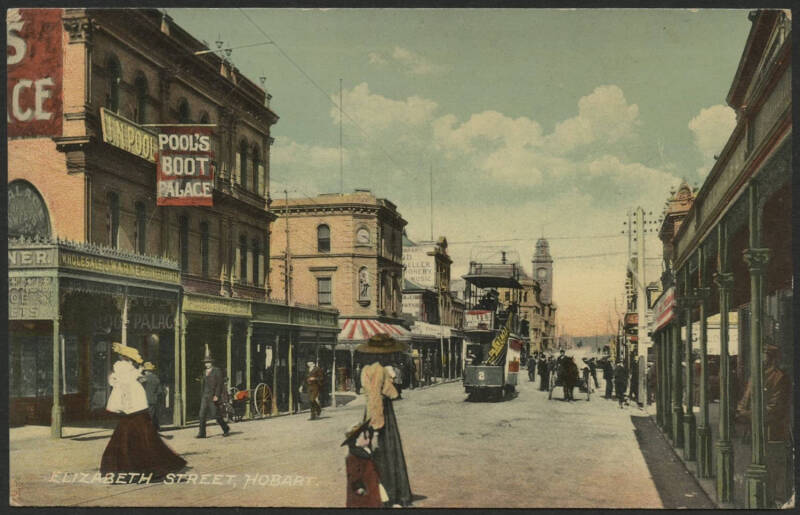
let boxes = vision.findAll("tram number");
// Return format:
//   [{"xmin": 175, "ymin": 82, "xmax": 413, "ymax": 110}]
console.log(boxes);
[{"xmin": 478, "ymin": 371, "xmax": 485, "ymax": 380}]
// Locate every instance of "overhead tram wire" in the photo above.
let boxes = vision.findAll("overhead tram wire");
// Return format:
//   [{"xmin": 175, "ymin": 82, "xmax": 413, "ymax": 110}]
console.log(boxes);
[
  {"xmin": 447, "ymin": 234, "xmax": 625, "ymax": 245},
  {"xmin": 237, "ymin": 8, "xmax": 418, "ymax": 182}
]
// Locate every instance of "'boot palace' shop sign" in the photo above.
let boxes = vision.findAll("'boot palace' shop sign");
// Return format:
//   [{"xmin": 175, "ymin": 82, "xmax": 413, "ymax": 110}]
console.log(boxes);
[{"xmin": 100, "ymin": 108, "xmax": 215, "ymax": 206}]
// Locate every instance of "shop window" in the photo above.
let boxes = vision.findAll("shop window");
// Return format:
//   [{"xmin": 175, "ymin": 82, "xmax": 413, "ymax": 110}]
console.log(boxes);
[
  {"xmin": 317, "ymin": 277, "xmax": 332, "ymax": 305},
  {"xmin": 200, "ymin": 221, "xmax": 209, "ymax": 277},
  {"xmin": 179, "ymin": 215, "xmax": 189, "ymax": 272},
  {"xmin": 108, "ymin": 192, "xmax": 120, "ymax": 249},
  {"xmin": 317, "ymin": 224, "xmax": 330, "ymax": 253},
  {"xmin": 106, "ymin": 56, "xmax": 121, "ymax": 113},
  {"xmin": 239, "ymin": 140, "xmax": 248, "ymax": 187},
  {"xmin": 239, "ymin": 235, "xmax": 248, "ymax": 283},
  {"xmin": 178, "ymin": 98, "xmax": 191, "ymax": 123},
  {"xmin": 135, "ymin": 201, "xmax": 147, "ymax": 254},
  {"xmin": 252, "ymin": 238, "xmax": 260, "ymax": 286},
  {"xmin": 134, "ymin": 74, "xmax": 148, "ymax": 124}
]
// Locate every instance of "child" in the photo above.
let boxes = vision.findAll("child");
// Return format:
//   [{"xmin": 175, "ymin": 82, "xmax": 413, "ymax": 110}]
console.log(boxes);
[{"xmin": 342, "ymin": 420, "xmax": 385, "ymax": 508}]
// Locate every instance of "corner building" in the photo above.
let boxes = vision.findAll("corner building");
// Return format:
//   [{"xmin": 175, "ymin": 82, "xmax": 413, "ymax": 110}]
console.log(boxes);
[{"xmin": 8, "ymin": 8, "xmax": 338, "ymax": 436}]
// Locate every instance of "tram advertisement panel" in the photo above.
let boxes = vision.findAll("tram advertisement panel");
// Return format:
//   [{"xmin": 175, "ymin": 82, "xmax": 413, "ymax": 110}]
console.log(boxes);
[
  {"xmin": 505, "ymin": 337, "xmax": 523, "ymax": 385},
  {"xmin": 157, "ymin": 126, "xmax": 215, "ymax": 206}
]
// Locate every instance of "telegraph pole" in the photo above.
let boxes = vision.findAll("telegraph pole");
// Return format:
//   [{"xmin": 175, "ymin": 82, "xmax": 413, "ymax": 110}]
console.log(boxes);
[
  {"xmin": 635, "ymin": 207, "xmax": 648, "ymax": 406},
  {"xmin": 339, "ymin": 78, "xmax": 343, "ymax": 194},
  {"xmin": 429, "ymin": 164, "xmax": 434, "ymax": 241},
  {"xmin": 284, "ymin": 189, "xmax": 291, "ymax": 305}
]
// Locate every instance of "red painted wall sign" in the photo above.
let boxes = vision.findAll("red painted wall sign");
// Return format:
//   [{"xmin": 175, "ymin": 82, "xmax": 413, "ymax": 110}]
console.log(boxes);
[
  {"xmin": 156, "ymin": 127, "xmax": 215, "ymax": 206},
  {"xmin": 7, "ymin": 8, "xmax": 63, "ymax": 138}
]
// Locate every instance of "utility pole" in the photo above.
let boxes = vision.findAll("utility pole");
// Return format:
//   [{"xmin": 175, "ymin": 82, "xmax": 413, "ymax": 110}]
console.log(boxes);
[
  {"xmin": 429, "ymin": 164, "xmax": 434, "ymax": 241},
  {"xmin": 636, "ymin": 207, "xmax": 648, "ymax": 406},
  {"xmin": 284, "ymin": 189, "xmax": 291, "ymax": 305},
  {"xmin": 339, "ymin": 78, "xmax": 343, "ymax": 194}
]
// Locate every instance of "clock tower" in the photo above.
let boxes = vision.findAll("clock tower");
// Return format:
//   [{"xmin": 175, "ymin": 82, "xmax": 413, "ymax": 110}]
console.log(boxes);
[{"xmin": 533, "ymin": 238, "xmax": 553, "ymax": 304}]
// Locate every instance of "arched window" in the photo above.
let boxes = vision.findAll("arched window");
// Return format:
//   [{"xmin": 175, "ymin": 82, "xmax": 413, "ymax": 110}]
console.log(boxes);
[
  {"xmin": 178, "ymin": 98, "xmax": 191, "ymax": 123},
  {"xmin": 252, "ymin": 145, "xmax": 260, "ymax": 193},
  {"xmin": 200, "ymin": 221, "xmax": 210, "ymax": 277},
  {"xmin": 199, "ymin": 111, "xmax": 210, "ymax": 124},
  {"xmin": 7, "ymin": 180, "xmax": 51, "ymax": 240},
  {"xmin": 317, "ymin": 224, "xmax": 330, "ymax": 253},
  {"xmin": 238, "ymin": 140, "xmax": 248, "ymax": 187},
  {"xmin": 106, "ymin": 56, "xmax": 122, "ymax": 112},
  {"xmin": 108, "ymin": 192, "xmax": 120, "ymax": 248},
  {"xmin": 134, "ymin": 74, "xmax": 148, "ymax": 124},
  {"xmin": 135, "ymin": 201, "xmax": 147, "ymax": 254}
]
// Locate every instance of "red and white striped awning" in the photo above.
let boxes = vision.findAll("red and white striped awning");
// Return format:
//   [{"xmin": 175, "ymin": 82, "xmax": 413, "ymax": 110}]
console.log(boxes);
[{"xmin": 338, "ymin": 318, "xmax": 411, "ymax": 344}]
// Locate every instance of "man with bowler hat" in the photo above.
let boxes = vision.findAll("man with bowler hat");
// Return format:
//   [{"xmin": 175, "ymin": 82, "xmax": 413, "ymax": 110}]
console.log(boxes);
[{"xmin": 197, "ymin": 345, "xmax": 230, "ymax": 438}]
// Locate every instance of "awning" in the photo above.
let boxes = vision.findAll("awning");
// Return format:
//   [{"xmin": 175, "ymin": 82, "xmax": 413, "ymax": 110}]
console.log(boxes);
[{"xmin": 338, "ymin": 318, "xmax": 411, "ymax": 344}]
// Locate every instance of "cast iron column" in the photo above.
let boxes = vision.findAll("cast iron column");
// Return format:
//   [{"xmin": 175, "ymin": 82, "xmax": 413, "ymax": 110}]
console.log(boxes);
[
  {"xmin": 695, "ymin": 246, "xmax": 712, "ymax": 477},
  {"xmin": 714, "ymin": 222, "xmax": 734, "ymax": 503},
  {"xmin": 173, "ymin": 300, "xmax": 182, "ymax": 427},
  {"xmin": 742, "ymin": 184, "xmax": 770, "ymax": 509},
  {"xmin": 51, "ymin": 317, "xmax": 62, "ymax": 439},
  {"xmin": 682, "ymin": 268, "xmax": 697, "ymax": 461},
  {"xmin": 226, "ymin": 319, "xmax": 233, "ymax": 391},
  {"xmin": 671, "ymin": 319, "xmax": 684, "ymax": 448},
  {"xmin": 245, "ymin": 322, "xmax": 252, "ymax": 419},
  {"xmin": 180, "ymin": 313, "xmax": 188, "ymax": 427},
  {"xmin": 663, "ymin": 329, "xmax": 672, "ymax": 439}
]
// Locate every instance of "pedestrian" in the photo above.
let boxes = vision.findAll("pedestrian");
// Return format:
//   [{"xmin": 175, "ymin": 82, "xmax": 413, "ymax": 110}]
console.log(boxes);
[
  {"xmin": 614, "ymin": 361, "xmax": 628, "ymax": 408},
  {"xmin": 393, "ymin": 361, "xmax": 404, "ymax": 400},
  {"xmin": 537, "ymin": 354, "xmax": 549, "ymax": 391},
  {"xmin": 647, "ymin": 363, "xmax": 657, "ymax": 404},
  {"xmin": 527, "ymin": 355, "xmax": 537, "ymax": 382},
  {"xmin": 409, "ymin": 358, "xmax": 417, "ymax": 389},
  {"xmin": 601, "ymin": 358, "xmax": 614, "ymax": 399},
  {"xmin": 354, "ymin": 362, "xmax": 362, "ymax": 394},
  {"xmin": 342, "ymin": 419, "xmax": 383, "ymax": 508},
  {"xmin": 562, "ymin": 356, "xmax": 579, "ymax": 401},
  {"xmin": 423, "ymin": 355, "xmax": 432, "ymax": 386},
  {"xmin": 139, "ymin": 362, "xmax": 163, "ymax": 431},
  {"xmin": 357, "ymin": 334, "xmax": 413, "ymax": 508},
  {"xmin": 306, "ymin": 360, "xmax": 324, "ymax": 420},
  {"xmin": 101, "ymin": 342, "xmax": 186, "ymax": 480},
  {"xmin": 583, "ymin": 357, "xmax": 599, "ymax": 388},
  {"xmin": 196, "ymin": 346, "xmax": 230, "ymax": 438},
  {"xmin": 629, "ymin": 361, "xmax": 639, "ymax": 405}
]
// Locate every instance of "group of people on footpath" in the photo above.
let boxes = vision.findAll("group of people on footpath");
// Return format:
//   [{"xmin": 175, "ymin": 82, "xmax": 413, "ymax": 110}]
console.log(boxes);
[{"xmin": 526, "ymin": 349, "xmax": 644, "ymax": 408}]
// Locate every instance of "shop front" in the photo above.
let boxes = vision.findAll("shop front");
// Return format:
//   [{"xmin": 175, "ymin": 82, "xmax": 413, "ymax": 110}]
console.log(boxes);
[
  {"xmin": 9, "ymin": 238, "xmax": 182, "ymax": 437},
  {"xmin": 339, "ymin": 318, "xmax": 412, "ymax": 388}
]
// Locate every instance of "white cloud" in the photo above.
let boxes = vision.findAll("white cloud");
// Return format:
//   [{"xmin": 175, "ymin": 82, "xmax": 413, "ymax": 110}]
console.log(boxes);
[
  {"xmin": 547, "ymin": 85, "xmax": 640, "ymax": 154},
  {"xmin": 367, "ymin": 46, "xmax": 448, "ymax": 75},
  {"xmin": 689, "ymin": 104, "xmax": 736, "ymax": 176},
  {"xmin": 271, "ymin": 139, "xmax": 348, "ymax": 170},
  {"xmin": 332, "ymin": 82, "xmax": 438, "ymax": 131}
]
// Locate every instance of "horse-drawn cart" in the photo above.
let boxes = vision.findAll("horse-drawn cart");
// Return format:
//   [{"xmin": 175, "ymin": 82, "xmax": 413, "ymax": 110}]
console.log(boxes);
[{"xmin": 547, "ymin": 357, "xmax": 591, "ymax": 401}]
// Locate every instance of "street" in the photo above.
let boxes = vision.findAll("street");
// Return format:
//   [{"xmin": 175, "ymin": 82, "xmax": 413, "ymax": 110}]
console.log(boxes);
[{"xmin": 10, "ymin": 376, "xmax": 713, "ymax": 508}]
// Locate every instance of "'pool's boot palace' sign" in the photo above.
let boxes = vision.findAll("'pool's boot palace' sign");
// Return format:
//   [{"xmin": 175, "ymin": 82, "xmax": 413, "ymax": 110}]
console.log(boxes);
[{"xmin": 156, "ymin": 126, "xmax": 215, "ymax": 206}]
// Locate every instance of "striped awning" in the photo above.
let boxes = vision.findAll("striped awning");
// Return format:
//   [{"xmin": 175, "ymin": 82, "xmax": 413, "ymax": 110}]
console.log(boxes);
[{"xmin": 338, "ymin": 318, "xmax": 412, "ymax": 344}]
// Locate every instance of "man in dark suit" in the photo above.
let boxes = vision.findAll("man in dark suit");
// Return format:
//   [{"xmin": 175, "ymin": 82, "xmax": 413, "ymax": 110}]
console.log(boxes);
[
  {"xmin": 306, "ymin": 361, "xmax": 324, "ymax": 420},
  {"xmin": 197, "ymin": 350, "xmax": 230, "ymax": 438},
  {"xmin": 537, "ymin": 354, "xmax": 549, "ymax": 391},
  {"xmin": 601, "ymin": 357, "xmax": 614, "ymax": 399},
  {"xmin": 139, "ymin": 362, "xmax": 163, "ymax": 431}
]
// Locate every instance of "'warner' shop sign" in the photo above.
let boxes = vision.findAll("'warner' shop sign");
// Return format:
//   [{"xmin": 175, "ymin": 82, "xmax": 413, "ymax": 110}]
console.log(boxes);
[{"xmin": 156, "ymin": 127, "xmax": 215, "ymax": 206}]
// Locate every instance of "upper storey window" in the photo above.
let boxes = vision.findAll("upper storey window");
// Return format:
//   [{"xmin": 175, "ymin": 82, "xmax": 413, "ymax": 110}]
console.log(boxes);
[
  {"xmin": 106, "ymin": 56, "xmax": 121, "ymax": 113},
  {"xmin": 317, "ymin": 224, "xmax": 331, "ymax": 253}
]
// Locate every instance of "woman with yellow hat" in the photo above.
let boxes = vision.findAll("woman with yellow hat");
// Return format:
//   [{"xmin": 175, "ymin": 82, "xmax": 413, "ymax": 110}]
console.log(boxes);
[
  {"xmin": 355, "ymin": 333, "xmax": 413, "ymax": 507},
  {"xmin": 100, "ymin": 342, "xmax": 186, "ymax": 480}
]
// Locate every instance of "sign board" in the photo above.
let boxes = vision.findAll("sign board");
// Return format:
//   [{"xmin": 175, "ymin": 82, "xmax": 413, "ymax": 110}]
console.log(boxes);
[
  {"xmin": 403, "ymin": 245, "xmax": 435, "ymax": 288},
  {"xmin": 9, "ymin": 276, "xmax": 57, "ymax": 319},
  {"xmin": 156, "ymin": 127, "xmax": 215, "ymax": 206},
  {"xmin": 652, "ymin": 286, "xmax": 675, "ymax": 332},
  {"xmin": 465, "ymin": 309, "xmax": 493, "ymax": 330},
  {"xmin": 402, "ymin": 292, "xmax": 422, "ymax": 319},
  {"xmin": 100, "ymin": 108, "xmax": 158, "ymax": 162},
  {"xmin": 7, "ymin": 8, "xmax": 63, "ymax": 138}
]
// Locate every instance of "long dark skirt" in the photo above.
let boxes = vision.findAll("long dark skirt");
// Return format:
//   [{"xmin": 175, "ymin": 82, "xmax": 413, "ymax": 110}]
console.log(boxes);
[
  {"xmin": 100, "ymin": 410, "xmax": 186, "ymax": 480},
  {"xmin": 374, "ymin": 398, "xmax": 412, "ymax": 506}
]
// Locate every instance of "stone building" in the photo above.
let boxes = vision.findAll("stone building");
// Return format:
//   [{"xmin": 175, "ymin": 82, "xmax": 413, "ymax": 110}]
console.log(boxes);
[
  {"xmin": 269, "ymin": 190, "xmax": 409, "ymax": 393},
  {"xmin": 402, "ymin": 235, "xmax": 464, "ymax": 380},
  {"xmin": 650, "ymin": 10, "xmax": 791, "ymax": 508},
  {"xmin": 8, "ymin": 8, "xmax": 338, "ymax": 435}
]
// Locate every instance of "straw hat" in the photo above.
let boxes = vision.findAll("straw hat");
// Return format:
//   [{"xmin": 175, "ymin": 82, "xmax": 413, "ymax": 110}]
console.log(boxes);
[
  {"xmin": 355, "ymin": 333, "xmax": 409, "ymax": 354},
  {"xmin": 143, "ymin": 362, "xmax": 156, "ymax": 371},
  {"xmin": 112, "ymin": 342, "xmax": 143, "ymax": 364}
]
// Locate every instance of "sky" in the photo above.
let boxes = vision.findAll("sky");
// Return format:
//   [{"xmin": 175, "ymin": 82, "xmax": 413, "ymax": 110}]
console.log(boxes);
[{"xmin": 170, "ymin": 8, "xmax": 751, "ymax": 336}]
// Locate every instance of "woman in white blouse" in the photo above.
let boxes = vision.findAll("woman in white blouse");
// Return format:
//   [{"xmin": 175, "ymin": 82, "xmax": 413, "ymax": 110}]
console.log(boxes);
[{"xmin": 100, "ymin": 343, "xmax": 186, "ymax": 480}]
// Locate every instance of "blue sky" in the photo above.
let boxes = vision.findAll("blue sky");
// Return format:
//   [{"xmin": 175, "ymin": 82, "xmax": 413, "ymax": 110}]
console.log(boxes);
[{"xmin": 170, "ymin": 8, "xmax": 750, "ymax": 335}]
